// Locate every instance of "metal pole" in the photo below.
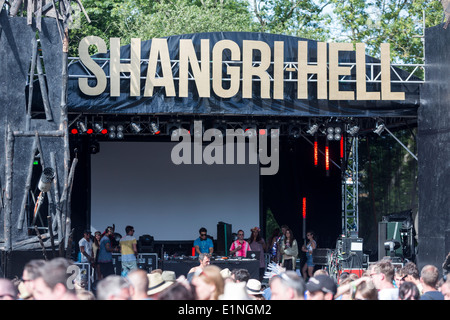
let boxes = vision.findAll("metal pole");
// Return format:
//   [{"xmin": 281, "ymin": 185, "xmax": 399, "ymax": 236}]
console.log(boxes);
[{"xmin": 383, "ymin": 126, "xmax": 418, "ymax": 161}]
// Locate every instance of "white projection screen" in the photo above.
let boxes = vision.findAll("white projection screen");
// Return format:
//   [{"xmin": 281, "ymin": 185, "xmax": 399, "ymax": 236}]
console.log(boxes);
[{"xmin": 90, "ymin": 141, "xmax": 260, "ymax": 241}]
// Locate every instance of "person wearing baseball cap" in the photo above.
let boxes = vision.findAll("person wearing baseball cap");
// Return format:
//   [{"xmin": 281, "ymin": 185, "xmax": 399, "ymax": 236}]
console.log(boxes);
[{"xmin": 306, "ymin": 275, "xmax": 337, "ymax": 300}]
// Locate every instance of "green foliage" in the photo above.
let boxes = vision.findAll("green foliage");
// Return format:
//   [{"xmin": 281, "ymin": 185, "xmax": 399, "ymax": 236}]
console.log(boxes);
[
  {"xmin": 251, "ymin": 0, "xmax": 331, "ymax": 40},
  {"xmin": 265, "ymin": 208, "xmax": 281, "ymax": 242},
  {"xmin": 358, "ymin": 129, "xmax": 418, "ymax": 252},
  {"xmin": 69, "ymin": 0, "xmax": 257, "ymax": 55},
  {"xmin": 327, "ymin": 0, "xmax": 444, "ymax": 64}
]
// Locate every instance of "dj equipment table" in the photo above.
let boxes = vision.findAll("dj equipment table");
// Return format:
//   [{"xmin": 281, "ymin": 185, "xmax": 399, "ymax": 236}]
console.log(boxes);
[{"xmin": 161, "ymin": 258, "xmax": 260, "ymax": 279}]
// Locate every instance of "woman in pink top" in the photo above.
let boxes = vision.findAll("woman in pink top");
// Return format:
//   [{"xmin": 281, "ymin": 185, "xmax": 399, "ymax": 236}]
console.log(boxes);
[{"xmin": 229, "ymin": 230, "xmax": 251, "ymax": 257}]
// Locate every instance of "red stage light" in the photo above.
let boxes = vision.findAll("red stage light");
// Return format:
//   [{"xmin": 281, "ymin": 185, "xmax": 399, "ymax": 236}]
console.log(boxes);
[
  {"xmin": 302, "ymin": 197, "xmax": 306, "ymax": 219},
  {"xmin": 71, "ymin": 128, "xmax": 78, "ymax": 135},
  {"xmin": 314, "ymin": 139, "xmax": 318, "ymax": 167},
  {"xmin": 325, "ymin": 145, "xmax": 330, "ymax": 172},
  {"xmin": 340, "ymin": 136, "xmax": 344, "ymax": 158},
  {"xmin": 154, "ymin": 130, "xmax": 161, "ymax": 135},
  {"xmin": 86, "ymin": 128, "xmax": 94, "ymax": 134},
  {"xmin": 101, "ymin": 129, "xmax": 108, "ymax": 135},
  {"xmin": 259, "ymin": 129, "xmax": 266, "ymax": 135}
]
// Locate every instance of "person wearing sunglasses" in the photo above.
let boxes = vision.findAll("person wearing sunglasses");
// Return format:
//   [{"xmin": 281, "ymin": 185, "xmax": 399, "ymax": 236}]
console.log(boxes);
[
  {"xmin": 193, "ymin": 227, "xmax": 214, "ymax": 256},
  {"xmin": 230, "ymin": 230, "xmax": 251, "ymax": 257}
]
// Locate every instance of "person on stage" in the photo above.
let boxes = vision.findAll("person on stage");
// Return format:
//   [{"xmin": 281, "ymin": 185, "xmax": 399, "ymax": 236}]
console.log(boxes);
[
  {"xmin": 193, "ymin": 227, "xmax": 214, "ymax": 256},
  {"xmin": 301, "ymin": 230, "xmax": 317, "ymax": 281},
  {"xmin": 280, "ymin": 228, "xmax": 298, "ymax": 270},
  {"xmin": 229, "ymin": 230, "xmax": 251, "ymax": 257},
  {"xmin": 119, "ymin": 225, "xmax": 138, "ymax": 277},
  {"xmin": 248, "ymin": 227, "xmax": 267, "ymax": 280}
]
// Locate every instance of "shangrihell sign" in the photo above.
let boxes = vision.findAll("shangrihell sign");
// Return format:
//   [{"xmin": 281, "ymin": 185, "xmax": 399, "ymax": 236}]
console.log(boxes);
[{"xmin": 77, "ymin": 36, "xmax": 405, "ymax": 102}]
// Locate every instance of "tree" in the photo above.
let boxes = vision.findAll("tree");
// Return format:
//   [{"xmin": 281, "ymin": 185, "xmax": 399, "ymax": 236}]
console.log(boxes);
[
  {"xmin": 68, "ymin": 0, "xmax": 257, "ymax": 55},
  {"xmin": 250, "ymin": 0, "xmax": 332, "ymax": 40},
  {"xmin": 328, "ymin": 0, "xmax": 443, "ymax": 64}
]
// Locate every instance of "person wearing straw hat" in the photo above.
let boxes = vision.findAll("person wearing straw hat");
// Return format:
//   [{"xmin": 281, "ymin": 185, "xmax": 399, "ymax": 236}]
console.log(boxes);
[
  {"xmin": 246, "ymin": 279, "xmax": 265, "ymax": 300},
  {"xmin": 147, "ymin": 272, "xmax": 174, "ymax": 299},
  {"xmin": 162, "ymin": 270, "xmax": 176, "ymax": 284},
  {"xmin": 219, "ymin": 282, "xmax": 252, "ymax": 300}
]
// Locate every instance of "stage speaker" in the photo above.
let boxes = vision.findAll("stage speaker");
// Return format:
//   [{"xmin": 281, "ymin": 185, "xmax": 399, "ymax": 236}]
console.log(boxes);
[
  {"xmin": 340, "ymin": 238, "xmax": 364, "ymax": 269},
  {"xmin": 313, "ymin": 248, "xmax": 331, "ymax": 265},
  {"xmin": 138, "ymin": 234, "xmax": 154, "ymax": 253},
  {"xmin": 217, "ymin": 221, "xmax": 232, "ymax": 256}
]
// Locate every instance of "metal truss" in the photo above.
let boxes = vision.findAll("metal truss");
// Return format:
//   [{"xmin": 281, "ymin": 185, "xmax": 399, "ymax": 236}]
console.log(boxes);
[
  {"xmin": 67, "ymin": 57, "xmax": 425, "ymax": 84},
  {"xmin": 342, "ymin": 135, "xmax": 359, "ymax": 237}
]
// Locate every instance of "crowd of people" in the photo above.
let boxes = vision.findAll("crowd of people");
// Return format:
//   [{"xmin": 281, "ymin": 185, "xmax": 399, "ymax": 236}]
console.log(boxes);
[
  {"xmin": 0, "ymin": 255, "xmax": 448, "ymax": 301},
  {"xmin": 0, "ymin": 224, "xmax": 448, "ymax": 301}
]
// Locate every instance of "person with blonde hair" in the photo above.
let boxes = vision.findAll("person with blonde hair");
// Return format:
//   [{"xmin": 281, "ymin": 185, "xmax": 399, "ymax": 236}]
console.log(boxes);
[{"xmin": 191, "ymin": 265, "xmax": 224, "ymax": 300}]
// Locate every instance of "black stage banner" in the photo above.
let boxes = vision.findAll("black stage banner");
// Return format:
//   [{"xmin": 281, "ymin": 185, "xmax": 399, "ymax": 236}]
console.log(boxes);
[{"xmin": 67, "ymin": 32, "xmax": 420, "ymax": 118}]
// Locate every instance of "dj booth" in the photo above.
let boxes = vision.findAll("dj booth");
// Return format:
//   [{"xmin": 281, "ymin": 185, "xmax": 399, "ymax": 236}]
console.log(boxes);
[
  {"xmin": 112, "ymin": 253, "xmax": 260, "ymax": 279},
  {"xmin": 161, "ymin": 258, "xmax": 260, "ymax": 279}
]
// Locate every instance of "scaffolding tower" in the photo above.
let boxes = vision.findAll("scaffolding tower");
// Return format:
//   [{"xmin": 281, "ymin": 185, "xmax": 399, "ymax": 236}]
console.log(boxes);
[{"xmin": 342, "ymin": 136, "xmax": 359, "ymax": 237}]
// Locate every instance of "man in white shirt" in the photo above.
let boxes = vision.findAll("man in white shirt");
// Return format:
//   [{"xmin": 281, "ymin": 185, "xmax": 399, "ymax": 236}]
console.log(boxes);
[
  {"xmin": 370, "ymin": 259, "xmax": 399, "ymax": 300},
  {"xmin": 78, "ymin": 230, "xmax": 94, "ymax": 264}
]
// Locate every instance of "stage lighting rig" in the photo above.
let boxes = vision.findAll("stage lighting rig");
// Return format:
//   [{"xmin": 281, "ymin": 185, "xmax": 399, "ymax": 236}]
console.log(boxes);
[
  {"xmin": 150, "ymin": 121, "xmax": 161, "ymax": 135},
  {"xmin": 373, "ymin": 122, "xmax": 385, "ymax": 135},
  {"xmin": 306, "ymin": 124, "xmax": 319, "ymax": 136},
  {"xmin": 347, "ymin": 125, "xmax": 360, "ymax": 136},
  {"xmin": 94, "ymin": 123, "xmax": 106, "ymax": 134},
  {"xmin": 77, "ymin": 121, "xmax": 87, "ymax": 133},
  {"xmin": 326, "ymin": 126, "xmax": 342, "ymax": 140},
  {"xmin": 290, "ymin": 126, "xmax": 300, "ymax": 139},
  {"xmin": 384, "ymin": 240, "xmax": 401, "ymax": 257},
  {"xmin": 116, "ymin": 125, "xmax": 124, "ymax": 139},
  {"xmin": 131, "ymin": 122, "xmax": 142, "ymax": 133},
  {"xmin": 107, "ymin": 125, "xmax": 116, "ymax": 139}
]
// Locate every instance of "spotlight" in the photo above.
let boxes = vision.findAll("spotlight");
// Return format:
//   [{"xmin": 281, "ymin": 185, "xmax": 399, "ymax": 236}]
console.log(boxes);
[
  {"xmin": 288, "ymin": 126, "xmax": 300, "ymax": 139},
  {"xmin": 116, "ymin": 131, "xmax": 124, "ymax": 139},
  {"xmin": 94, "ymin": 123, "xmax": 104, "ymax": 133},
  {"xmin": 384, "ymin": 240, "xmax": 401, "ymax": 257},
  {"xmin": 243, "ymin": 123, "xmax": 257, "ymax": 138},
  {"xmin": 71, "ymin": 128, "xmax": 79, "ymax": 135},
  {"xmin": 77, "ymin": 121, "xmax": 87, "ymax": 133},
  {"xmin": 150, "ymin": 122, "xmax": 160, "ymax": 135},
  {"xmin": 168, "ymin": 123, "xmax": 181, "ymax": 138},
  {"xmin": 374, "ymin": 123, "xmax": 385, "ymax": 135},
  {"xmin": 131, "ymin": 122, "xmax": 142, "ymax": 133},
  {"xmin": 347, "ymin": 125, "xmax": 360, "ymax": 136},
  {"xmin": 326, "ymin": 126, "xmax": 342, "ymax": 140},
  {"xmin": 116, "ymin": 125, "xmax": 124, "ymax": 132},
  {"xmin": 306, "ymin": 124, "xmax": 319, "ymax": 136}
]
